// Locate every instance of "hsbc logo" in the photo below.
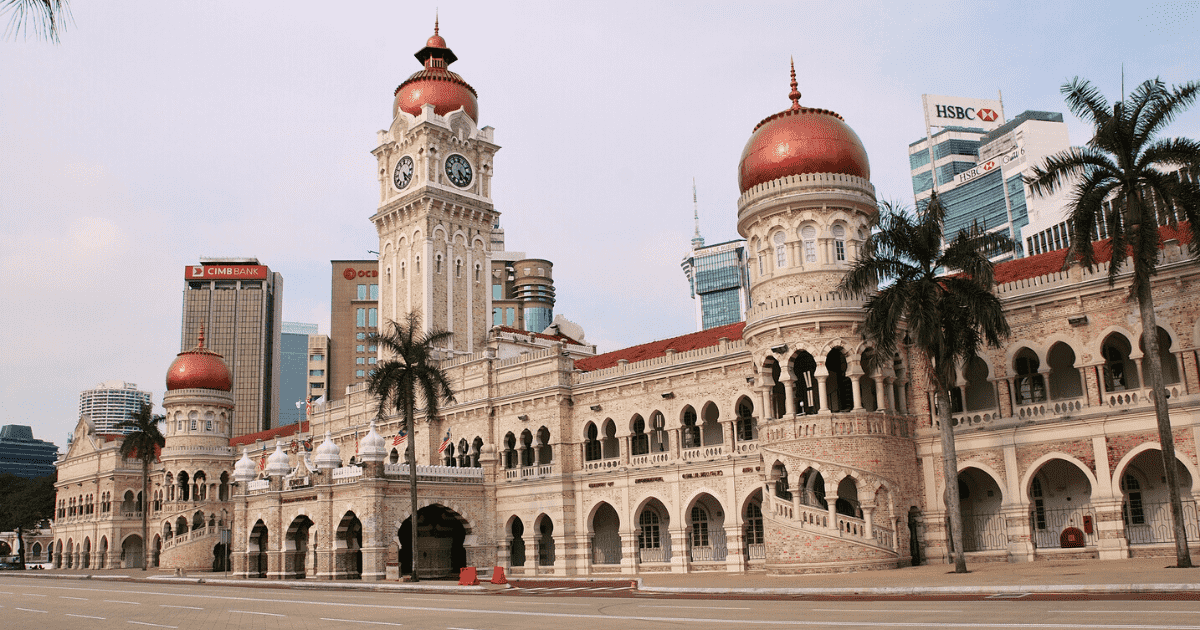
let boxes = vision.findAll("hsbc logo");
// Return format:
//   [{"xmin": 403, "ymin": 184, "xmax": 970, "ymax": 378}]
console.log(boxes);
[
  {"xmin": 977, "ymin": 108, "xmax": 998, "ymax": 122},
  {"xmin": 934, "ymin": 104, "xmax": 999, "ymax": 123}
]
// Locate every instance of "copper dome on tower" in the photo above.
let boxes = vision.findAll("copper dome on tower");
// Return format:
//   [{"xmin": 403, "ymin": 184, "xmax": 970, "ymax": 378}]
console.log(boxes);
[
  {"xmin": 393, "ymin": 19, "xmax": 479, "ymax": 122},
  {"xmin": 737, "ymin": 61, "xmax": 870, "ymax": 193},
  {"xmin": 166, "ymin": 328, "xmax": 233, "ymax": 391}
]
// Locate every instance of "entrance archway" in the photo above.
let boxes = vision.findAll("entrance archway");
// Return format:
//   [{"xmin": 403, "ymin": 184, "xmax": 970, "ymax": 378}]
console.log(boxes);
[
  {"xmin": 590, "ymin": 502, "xmax": 621, "ymax": 565},
  {"xmin": 398, "ymin": 505, "xmax": 468, "ymax": 579},
  {"xmin": 336, "ymin": 511, "xmax": 363, "ymax": 579},
  {"xmin": 1027, "ymin": 458, "xmax": 1094, "ymax": 549},
  {"xmin": 284, "ymin": 515, "xmax": 313, "ymax": 579},
  {"xmin": 1117, "ymin": 448, "xmax": 1198, "ymax": 545},
  {"xmin": 508, "ymin": 517, "xmax": 526, "ymax": 567},
  {"xmin": 121, "ymin": 534, "xmax": 143, "ymax": 568},
  {"xmin": 248, "ymin": 520, "xmax": 268, "ymax": 578},
  {"xmin": 958, "ymin": 467, "xmax": 1005, "ymax": 551}
]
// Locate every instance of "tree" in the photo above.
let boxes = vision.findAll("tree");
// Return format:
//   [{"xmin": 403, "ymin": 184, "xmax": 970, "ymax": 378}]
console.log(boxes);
[
  {"xmin": 839, "ymin": 193, "xmax": 1012, "ymax": 573},
  {"xmin": 1027, "ymin": 76, "xmax": 1200, "ymax": 568},
  {"xmin": 116, "ymin": 402, "xmax": 166, "ymax": 571},
  {"xmin": 2, "ymin": 0, "xmax": 70, "ymax": 42},
  {"xmin": 0, "ymin": 472, "xmax": 56, "ymax": 568},
  {"xmin": 367, "ymin": 312, "xmax": 455, "ymax": 582}
]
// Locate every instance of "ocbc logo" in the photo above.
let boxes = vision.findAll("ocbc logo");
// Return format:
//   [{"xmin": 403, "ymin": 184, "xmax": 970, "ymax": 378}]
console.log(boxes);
[{"xmin": 344, "ymin": 267, "xmax": 379, "ymax": 280}]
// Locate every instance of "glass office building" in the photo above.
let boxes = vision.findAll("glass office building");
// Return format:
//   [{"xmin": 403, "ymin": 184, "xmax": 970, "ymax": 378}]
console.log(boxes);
[{"xmin": 682, "ymin": 239, "xmax": 751, "ymax": 331}]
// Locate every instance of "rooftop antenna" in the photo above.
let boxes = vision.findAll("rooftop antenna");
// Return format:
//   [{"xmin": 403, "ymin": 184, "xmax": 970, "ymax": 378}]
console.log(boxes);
[{"xmin": 691, "ymin": 178, "xmax": 704, "ymax": 249}]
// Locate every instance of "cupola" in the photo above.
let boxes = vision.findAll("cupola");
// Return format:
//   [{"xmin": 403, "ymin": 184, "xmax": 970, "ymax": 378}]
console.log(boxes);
[{"xmin": 393, "ymin": 18, "xmax": 479, "ymax": 122}]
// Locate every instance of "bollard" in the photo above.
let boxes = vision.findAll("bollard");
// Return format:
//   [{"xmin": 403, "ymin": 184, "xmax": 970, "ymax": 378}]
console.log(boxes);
[
  {"xmin": 459, "ymin": 566, "xmax": 479, "ymax": 586},
  {"xmin": 490, "ymin": 565, "xmax": 507, "ymax": 584}
]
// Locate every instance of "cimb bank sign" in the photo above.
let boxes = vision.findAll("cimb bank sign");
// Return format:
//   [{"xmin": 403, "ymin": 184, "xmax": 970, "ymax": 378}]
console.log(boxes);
[
  {"xmin": 922, "ymin": 94, "xmax": 1005, "ymax": 131},
  {"xmin": 185, "ymin": 264, "xmax": 269, "ymax": 280}
]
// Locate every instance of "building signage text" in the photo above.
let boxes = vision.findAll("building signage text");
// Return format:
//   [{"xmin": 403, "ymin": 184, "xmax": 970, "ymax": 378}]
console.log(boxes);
[
  {"xmin": 955, "ymin": 149, "xmax": 1023, "ymax": 185},
  {"xmin": 185, "ymin": 265, "xmax": 268, "ymax": 280},
  {"xmin": 343, "ymin": 267, "xmax": 379, "ymax": 280},
  {"xmin": 922, "ymin": 94, "xmax": 1005, "ymax": 132}
]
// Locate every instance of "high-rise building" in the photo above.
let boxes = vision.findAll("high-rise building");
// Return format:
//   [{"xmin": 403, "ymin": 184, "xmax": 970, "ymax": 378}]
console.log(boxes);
[
  {"xmin": 307, "ymin": 334, "xmax": 329, "ymax": 403},
  {"xmin": 681, "ymin": 182, "xmax": 751, "ymax": 331},
  {"xmin": 77, "ymin": 380, "xmax": 152, "ymax": 434},
  {"xmin": 0, "ymin": 425, "xmax": 58, "ymax": 478},
  {"xmin": 909, "ymin": 108, "xmax": 1073, "ymax": 259},
  {"xmin": 329, "ymin": 260, "xmax": 379, "ymax": 399},
  {"xmin": 489, "ymin": 252, "xmax": 556, "ymax": 333},
  {"xmin": 279, "ymin": 322, "xmax": 318, "ymax": 426},
  {"xmin": 180, "ymin": 257, "xmax": 282, "ymax": 436}
]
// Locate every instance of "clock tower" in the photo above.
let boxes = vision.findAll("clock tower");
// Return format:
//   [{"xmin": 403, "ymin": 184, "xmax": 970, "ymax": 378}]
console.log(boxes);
[{"xmin": 371, "ymin": 22, "xmax": 500, "ymax": 354}]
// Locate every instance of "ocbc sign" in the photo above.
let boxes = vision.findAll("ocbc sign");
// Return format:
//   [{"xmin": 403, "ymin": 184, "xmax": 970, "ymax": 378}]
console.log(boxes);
[{"xmin": 343, "ymin": 267, "xmax": 379, "ymax": 280}]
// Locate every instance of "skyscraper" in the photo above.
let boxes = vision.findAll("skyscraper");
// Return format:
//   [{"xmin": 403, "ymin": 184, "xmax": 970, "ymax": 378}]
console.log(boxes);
[
  {"xmin": 0, "ymin": 425, "xmax": 58, "ymax": 478},
  {"xmin": 909, "ymin": 106, "xmax": 1073, "ymax": 259},
  {"xmin": 329, "ymin": 260, "xmax": 378, "ymax": 400},
  {"xmin": 180, "ymin": 257, "xmax": 282, "ymax": 436},
  {"xmin": 279, "ymin": 321, "xmax": 318, "ymax": 426},
  {"xmin": 77, "ymin": 380, "xmax": 152, "ymax": 434},
  {"xmin": 680, "ymin": 182, "xmax": 751, "ymax": 331}
]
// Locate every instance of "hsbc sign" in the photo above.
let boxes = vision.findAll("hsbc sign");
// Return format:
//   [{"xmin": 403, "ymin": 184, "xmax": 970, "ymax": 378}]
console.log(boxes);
[
  {"xmin": 185, "ymin": 264, "xmax": 268, "ymax": 280},
  {"xmin": 922, "ymin": 94, "xmax": 1005, "ymax": 131}
]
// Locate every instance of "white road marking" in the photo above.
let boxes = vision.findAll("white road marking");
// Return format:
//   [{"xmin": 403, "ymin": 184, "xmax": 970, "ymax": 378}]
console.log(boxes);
[
  {"xmin": 0, "ymin": 591, "xmax": 12, "ymax": 594},
  {"xmin": 16, "ymin": 607, "xmax": 47, "ymax": 613},
  {"xmin": 448, "ymin": 627, "xmax": 486, "ymax": 630},
  {"xmin": 230, "ymin": 609, "xmax": 285, "ymax": 616},
  {"xmin": 23, "ymin": 593, "xmax": 46, "ymax": 596},
  {"xmin": 106, "ymin": 599, "xmax": 142, "ymax": 604},
  {"xmin": 1051, "ymin": 610, "xmax": 1200, "ymax": 615},
  {"xmin": 812, "ymin": 609, "xmax": 963, "ymax": 614},
  {"xmin": 67, "ymin": 613, "xmax": 107, "ymax": 619},
  {"xmin": 160, "ymin": 604, "xmax": 204, "ymax": 610},
  {"xmin": 641, "ymin": 605, "xmax": 752, "ymax": 610},
  {"xmin": 128, "ymin": 622, "xmax": 177, "ymax": 628},
  {"xmin": 320, "ymin": 619, "xmax": 405, "ymax": 626},
  {"xmin": 60, "ymin": 596, "xmax": 90, "ymax": 600}
]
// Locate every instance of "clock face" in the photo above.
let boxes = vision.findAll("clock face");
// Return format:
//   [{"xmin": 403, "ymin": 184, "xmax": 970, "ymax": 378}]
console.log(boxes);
[
  {"xmin": 445, "ymin": 154, "xmax": 473, "ymax": 188},
  {"xmin": 393, "ymin": 156, "xmax": 414, "ymax": 190}
]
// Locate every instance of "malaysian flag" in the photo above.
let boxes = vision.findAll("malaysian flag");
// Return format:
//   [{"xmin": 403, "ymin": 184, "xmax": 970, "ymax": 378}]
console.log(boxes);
[{"xmin": 437, "ymin": 428, "xmax": 452, "ymax": 453}]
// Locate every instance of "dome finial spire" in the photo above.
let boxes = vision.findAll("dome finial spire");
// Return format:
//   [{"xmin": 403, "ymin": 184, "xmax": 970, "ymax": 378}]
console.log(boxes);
[
  {"xmin": 788, "ymin": 57, "xmax": 801, "ymax": 110},
  {"xmin": 434, "ymin": 10, "xmax": 439, "ymax": 36},
  {"xmin": 197, "ymin": 325, "xmax": 206, "ymax": 350}
]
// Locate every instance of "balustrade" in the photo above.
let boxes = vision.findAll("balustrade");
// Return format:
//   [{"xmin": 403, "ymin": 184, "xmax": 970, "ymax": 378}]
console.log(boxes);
[
  {"xmin": 631, "ymin": 452, "xmax": 670, "ymax": 466},
  {"xmin": 582, "ymin": 457, "xmax": 620, "ymax": 472},
  {"xmin": 681, "ymin": 445, "xmax": 724, "ymax": 461}
]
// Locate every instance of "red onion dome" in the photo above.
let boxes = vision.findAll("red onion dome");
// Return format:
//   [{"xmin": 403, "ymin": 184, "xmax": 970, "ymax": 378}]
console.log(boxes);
[
  {"xmin": 166, "ymin": 328, "xmax": 232, "ymax": 391},
  {"xmin": 393, "ymin": 21, "xmax": 479, "ymax": 122},
  {"xmin": 738, "ymin": 61, "xmax": 870, "ymax": 193}
]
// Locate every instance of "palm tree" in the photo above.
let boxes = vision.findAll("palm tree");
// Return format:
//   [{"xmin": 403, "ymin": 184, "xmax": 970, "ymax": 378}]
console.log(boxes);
[
  {"xmin": 1027, "ymin": 76, "xmax": 1200, "ymax": 568},
  {"xmin": 839, "ymin": 193, "xmax": 1012, "ymax": 573},
  {"xmin": 116, "ymin": 402, "xmax": 165, "ymax": 571},
  {"xmin": 367, "ymin": 312, "xmax": 455, "ymax": 582},
  {"xmin": 2, "ymin": 0, "xmax": 70, "ymax": 42}
]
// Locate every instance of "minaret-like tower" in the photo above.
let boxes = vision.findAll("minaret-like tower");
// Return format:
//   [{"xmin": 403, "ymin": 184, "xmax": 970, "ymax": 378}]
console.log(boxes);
[{"xmin": 371, "ymin": 21, "xmax": 500, "ymax": 353}]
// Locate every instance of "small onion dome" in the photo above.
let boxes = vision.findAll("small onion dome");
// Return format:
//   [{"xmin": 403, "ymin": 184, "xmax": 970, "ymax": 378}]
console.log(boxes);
[
  {"xmin": 313, "ymin": 431, "xmax": 341, "ymax": 470},
  {"xmin": 233, "ymin": 448, "xmax": 257, "ymax": 483},
  {"xmin": 166, "ymin": 327, "xmax": 232, "ymax": 391},
  {"xmin": 264, "ymin": 441, "xmax": 291, "ymax": 477},
  {"xmin": 358, "ymin": 420, "xmax": 387, "ymax": 463},
  {"xmin": 737, "ymin": 60, "xmax": 870, "ymax": 193},
  {"xmin": 393, "ymin": 21, "xmax": 478, "ymax": 122}
]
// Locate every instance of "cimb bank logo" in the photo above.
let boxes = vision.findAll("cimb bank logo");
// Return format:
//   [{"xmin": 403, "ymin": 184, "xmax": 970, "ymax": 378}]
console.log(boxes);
[{"xmin": 344, "ymin": 267, "xmax": 378, "ymax": 280}]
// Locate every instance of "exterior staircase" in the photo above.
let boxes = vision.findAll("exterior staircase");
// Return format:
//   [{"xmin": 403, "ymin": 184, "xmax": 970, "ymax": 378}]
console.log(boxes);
[{"xmin": 761, "ymin": 491, "xmax": 899, "ymax": 573}]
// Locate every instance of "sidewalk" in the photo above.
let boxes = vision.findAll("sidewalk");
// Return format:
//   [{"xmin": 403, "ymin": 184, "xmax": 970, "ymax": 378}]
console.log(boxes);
[{"xmin": 7, "ymin": 557, "xmax": 1200, "ymax": 596}]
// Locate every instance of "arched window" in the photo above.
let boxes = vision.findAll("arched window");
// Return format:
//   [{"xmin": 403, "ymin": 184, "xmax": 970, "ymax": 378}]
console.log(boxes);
[
  {"xmin": 503, "ymin": 432, "xmax": 517, "ymax": 469},
  {"xmin": 791, "ymin": 352, "xmax": 818, "ymax": 415},
  {"xmin": 1014, "ymin": 348, "xmax": 1046, "ymax": 404},
  {"xmin": 584, "ymin": 424, "xmax": 601, "ymax": 461},
  {"xmin": 435, "ymin": 254, "xmax": 443, "ymax": 274},
  {"xmin": 601, "ymin": 420, "xmax": 619, "ymax": 459},
  {"xmin": 735, "ymin": 398, "xmax": 756, "ymax": 442},
  {"xmin": 681, "ymin": 407, "xmax": 700, "ymax": 449},
  {"xmin": 638, "ymin": 510, "xmax": 661, "ymax": 550},
  {"xmin": 536, "ymin": 427, "xmax": 552, "ymax": 465},
  {"xmin": 1121, "ymin": 473, "xmax": 1145, "ymax": 525},
  {"xmin": 832, "ymin": 224, "xmax": 846, "ymax": 261},
  {"xmin": 802, "ymin": 226, "xmax": 817, "ymax": 263},
  {"xmin": 474, "ymin": 263, "xmax": 481, "ymax": 282},
  {"xmin": 650, "ymin": 411, "xmax": 669, "ymax": 452},
  {"xmin": 631, "ymin": 416, "xmax": 649, "ymax": 455},
  {"xmin": 825, "ymin": 348, "xmax": 853, "ymax": 412},
  {"xmin": 773, "ymin": 231, "xmax": 787, "ymax": 269},
  {"xmin": 1102, "ymin": 334, "xmax": 1138, "ymax": 391},
  {"xmin": 689, "ymin": 505, "xmax": 710, "ymax": 548},
  {"xmin": 773, "ymin": 464, "xmax": 792, "ymax": 500},
  {"xmin": 744, "ymin": 501, "xmax": 763, "ymax": 547}
]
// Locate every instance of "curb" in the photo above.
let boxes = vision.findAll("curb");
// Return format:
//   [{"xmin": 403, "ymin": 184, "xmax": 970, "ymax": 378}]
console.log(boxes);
[
  {"xmin": 640, "ymin": 583, "xmax": 1200, "ymax": 596},
  {"xmin": 4, "ymin": 572, "xmax": 494, "ymax": 593}
]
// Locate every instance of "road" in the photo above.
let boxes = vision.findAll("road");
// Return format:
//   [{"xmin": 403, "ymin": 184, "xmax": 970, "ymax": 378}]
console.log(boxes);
[{"xmin": 4, "ymin": 577, "xmax": 1200, "ymax": 630}]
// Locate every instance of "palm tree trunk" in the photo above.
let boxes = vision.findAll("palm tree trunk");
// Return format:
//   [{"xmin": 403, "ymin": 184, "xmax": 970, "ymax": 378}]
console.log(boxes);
[
  {"xmin": 936, "ymin": 387, "xmax": 968, "ymax": 573},
  {"xmin": 406, "ymin": 406, "xmax": 420, "ymax": 582},
  {"xmin": 1135, "ymin": 278, "xmax": 1194, "ymax": 568},
  {"xmin": 142, "ymin": 458, "xmax": 150, "ymax": 571}
]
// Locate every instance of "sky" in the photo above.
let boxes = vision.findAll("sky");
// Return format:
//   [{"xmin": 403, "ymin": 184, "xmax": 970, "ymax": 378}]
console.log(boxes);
[{"xmin": 2, "ymin": 1, "xmax": 1199, "ymax": 448}]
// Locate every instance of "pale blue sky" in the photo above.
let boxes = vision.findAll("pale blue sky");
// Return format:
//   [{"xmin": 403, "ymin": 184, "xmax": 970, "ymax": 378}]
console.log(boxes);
[{"xmin": 2, "ymin": 1, "xmax": 1198, "ymax": 446}]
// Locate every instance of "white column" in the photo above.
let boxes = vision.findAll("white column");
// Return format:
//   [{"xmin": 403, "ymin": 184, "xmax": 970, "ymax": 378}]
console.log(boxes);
[{"xmin": 466, "ymin": 247, "xmax": 474, "ymax": 353}]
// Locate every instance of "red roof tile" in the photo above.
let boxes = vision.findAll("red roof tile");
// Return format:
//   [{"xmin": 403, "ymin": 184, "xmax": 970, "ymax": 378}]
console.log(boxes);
[
  {"xmin": 495, "ymin": 325, "xmax": 584, "ymax": 346},
  {"xmin": 230, "ymin": 421, "xmax": 309, "ymax": 447},
  {"xmin": 994, "ymin": 222, "xmax": 1192, "ymax": 285},
  {"xmin": 574, "ymin": 322, "xmax": 745, "ymax": 372}
]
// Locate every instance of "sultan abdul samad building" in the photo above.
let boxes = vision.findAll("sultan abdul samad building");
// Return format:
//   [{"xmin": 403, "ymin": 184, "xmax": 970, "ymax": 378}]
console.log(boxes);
[{"xmin": 50, "ymin": 25, "xmax": 1200, "ymax": 577}]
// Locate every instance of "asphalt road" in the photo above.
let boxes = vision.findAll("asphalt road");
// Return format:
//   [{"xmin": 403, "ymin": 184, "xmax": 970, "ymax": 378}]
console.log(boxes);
[{"xmin": 4, "ymin": 577, "xmax": 1200, "ymax": 630}]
